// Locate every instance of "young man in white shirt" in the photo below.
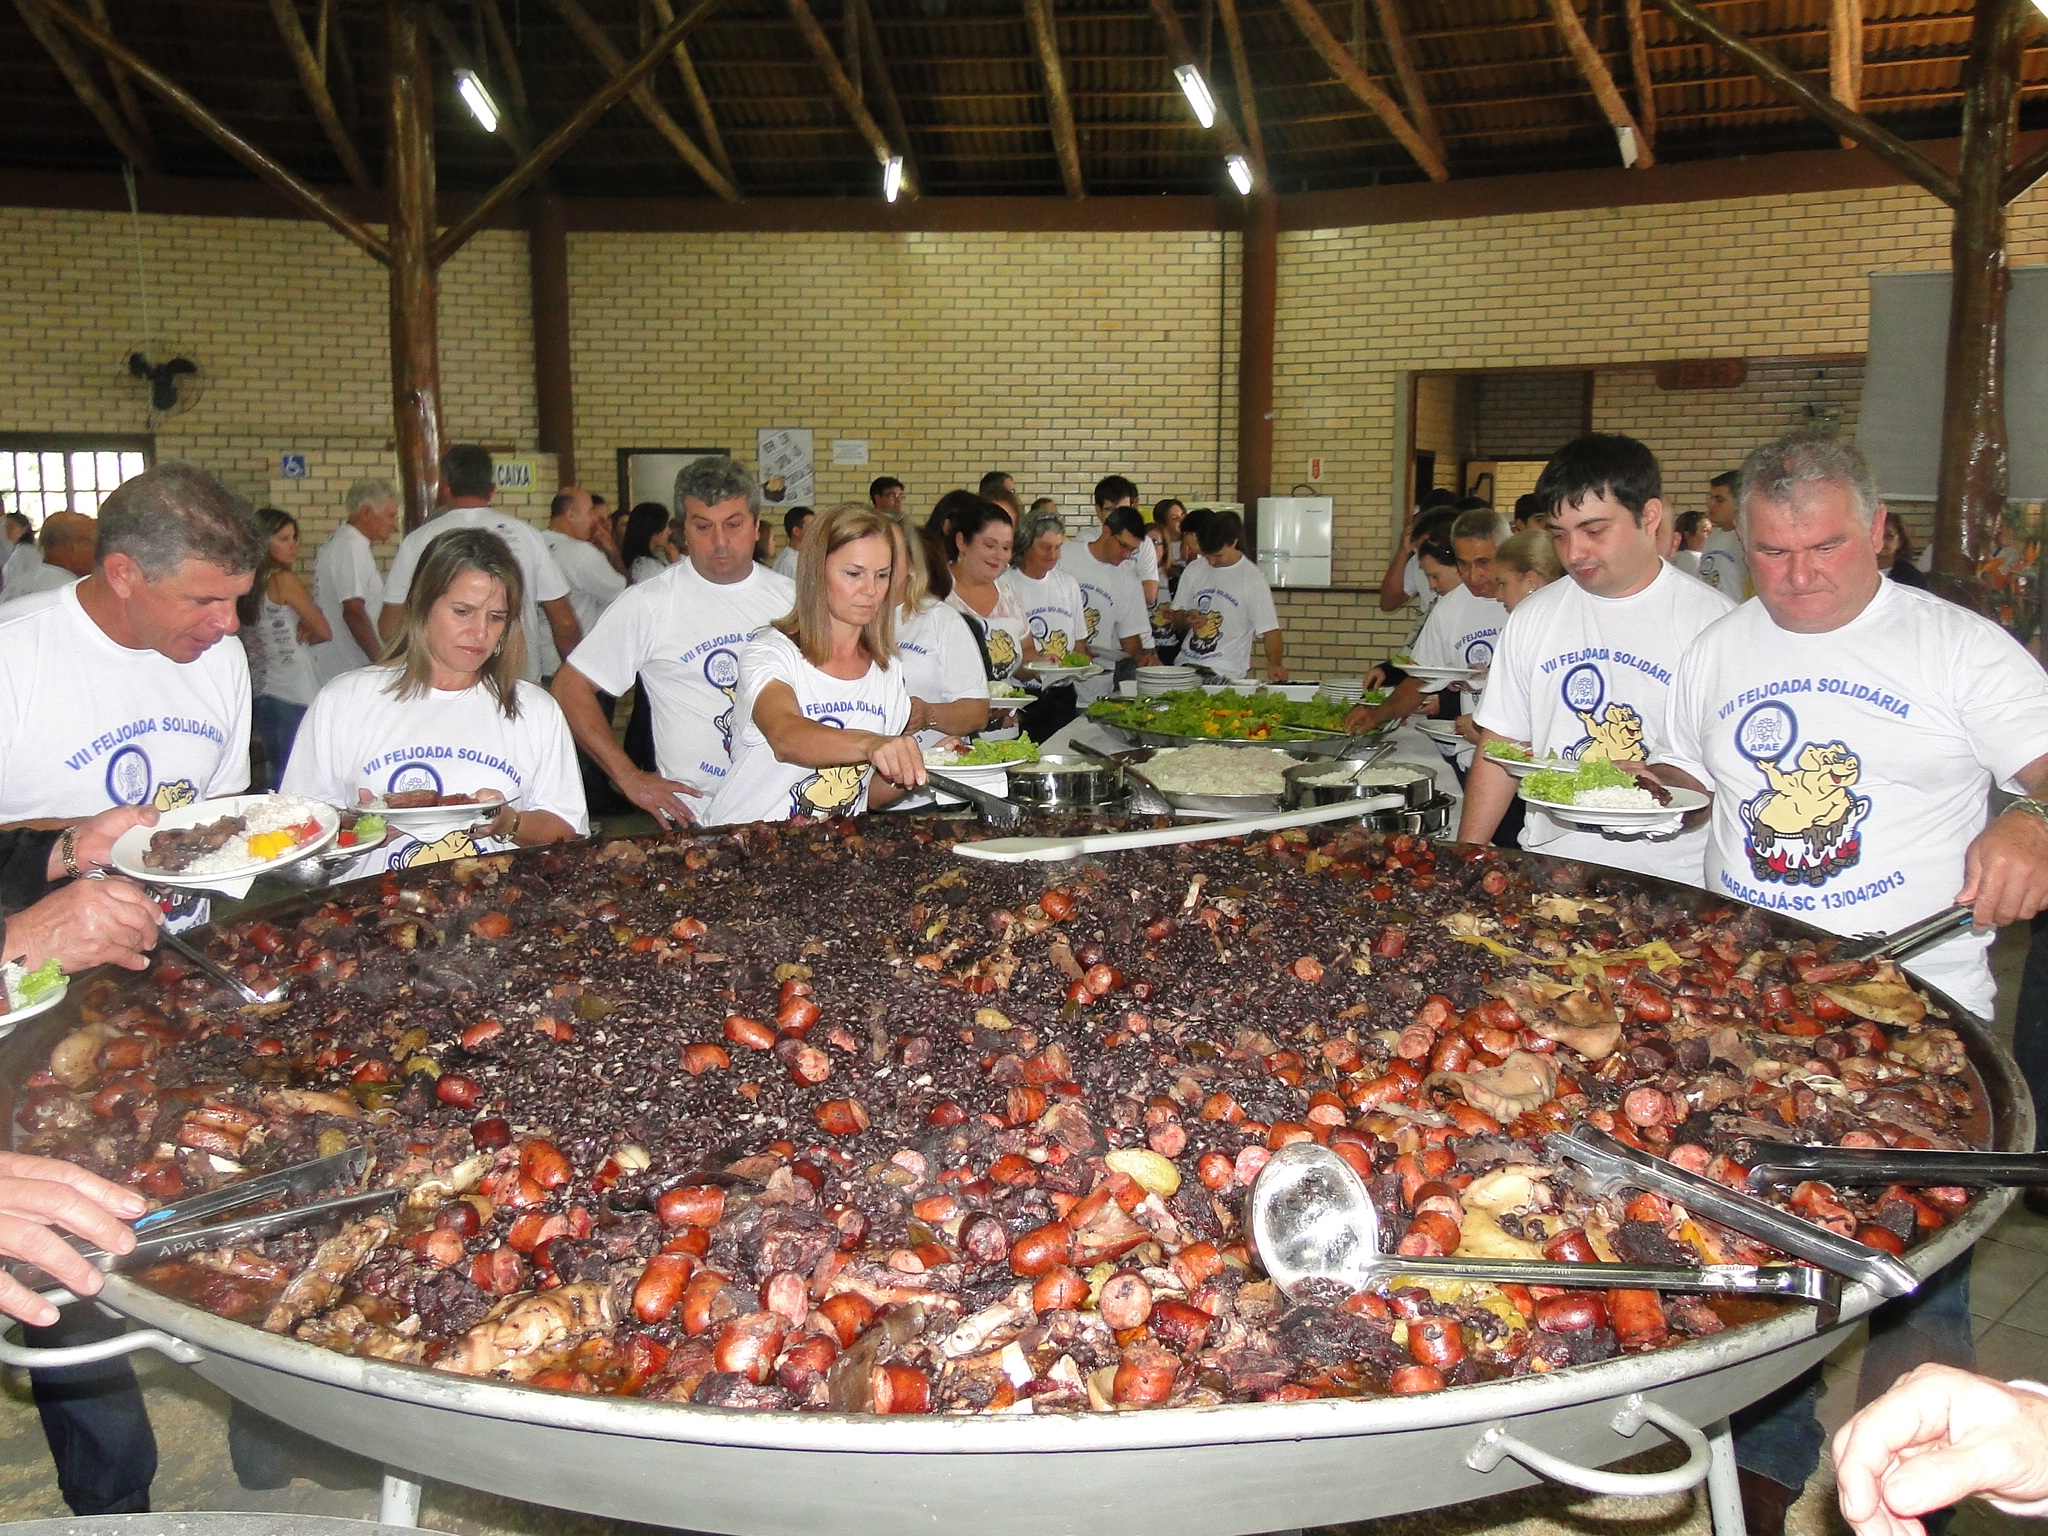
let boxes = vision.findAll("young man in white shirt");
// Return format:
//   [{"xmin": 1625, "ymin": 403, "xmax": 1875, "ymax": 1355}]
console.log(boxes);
[
  {"xmin": 1462, "ymin": 434, "xmax": 1735, "ymax": 881},
  {"xmin": 772, "ymin": 506, "xmax": 813, "ymax": 579},
  {"xmin": 1657, "ymin": 434, "xmax": 2048, "ymax": 1536},
  {"xmin": 1059, "ymin": 505, "xmax": 1154, "ymax": 699},
  {"xmin": 0, "ymin": 461, "xmax": 267, "ymax": 1517},
  {"xmin": 377, "ymin": 445, "xmax": 579, "ymax": 683},
  {"xmin": 552, "ymin": 456, "xmax": 795, "ymax": 826},
  {"xmin": 1095, "ymin": 473, "xmax": 1160, "ymax": 605},
  {"xmin": 1173, "ymin": 507, "xmax": 1285, "ymax": 682},
  {"xmin": 311, "ymin": 478, "xmax": 398, "ymax": 682},
  {"xmin": 1695, "ymin": 469, "xmax": 1749, "ymax": 598}
]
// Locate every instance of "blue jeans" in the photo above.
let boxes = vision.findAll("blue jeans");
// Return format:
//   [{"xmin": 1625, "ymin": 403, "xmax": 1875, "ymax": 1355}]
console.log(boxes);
[
  {"xmin": 26, "ymin": 1303, "xmax": 156, "ymax": 1514},
  {"xmin": 1732, "ymin": 1254, "xmax": 1975, "ymax": 1489},
  {"xmin": 252, "ymin": 695, "xmax": 307, "ymax": 789}
]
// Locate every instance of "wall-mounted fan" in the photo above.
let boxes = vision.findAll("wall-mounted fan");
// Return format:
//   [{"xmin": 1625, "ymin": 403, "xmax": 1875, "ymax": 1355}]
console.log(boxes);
[{"xmin": 125, "ymin": 346, "xmax": 205, "ymax": 416}]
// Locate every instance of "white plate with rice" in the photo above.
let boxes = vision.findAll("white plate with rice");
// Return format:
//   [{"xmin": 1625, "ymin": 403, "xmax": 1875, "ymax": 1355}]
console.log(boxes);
[
  {"xmin": 1021, "ymin": 661, "xmax": 1101, "ymax": 683},
  {"xmin": 1399, "ymin": 663, "xmax": 1482, "ymax": 688},
  {"xmin": 1482, "ymin": 748, "xmax": 1574, "ymax": 779},
  {"xmin": 111, "ymin": 794, "xmax": 341, "ymax": 888},
  {"xmin": 356, "ymin": 790, "xmax": 506, "ymax": 839},
  {"xmin": 1520, "ymin": 783, "xmax": 1709, "ymax": 828}
]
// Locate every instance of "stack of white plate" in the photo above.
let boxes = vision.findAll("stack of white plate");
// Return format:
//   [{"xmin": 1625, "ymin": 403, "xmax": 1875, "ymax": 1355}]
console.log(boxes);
[
  {"xmin": 1321, "ymin": 680, "xmax": 1366, "ymax": 703},
  {"xmin": 1137, "ymin": 664, "xmax": 1198, "ymax": 695}
]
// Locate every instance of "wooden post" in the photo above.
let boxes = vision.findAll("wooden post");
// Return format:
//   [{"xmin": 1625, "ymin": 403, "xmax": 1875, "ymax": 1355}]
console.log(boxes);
[
  {"xmin": 1237, "ymin": 192, "xmax": 1278, "ymax": 543},
  {"xmin": 388, "ymin": 0, "xmax": 443, "ymax": 532},
  {"xmin": 1934, "ymin": 0, "xmax": 2027, "ymax": 587},
  {"xmin": 529, "ymin": 185, "xmax": 575, "ymax": 485}
]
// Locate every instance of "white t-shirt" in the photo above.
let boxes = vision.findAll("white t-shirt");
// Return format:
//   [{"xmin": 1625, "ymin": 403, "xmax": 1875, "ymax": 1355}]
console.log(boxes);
[
  {"xmin": 250, "ymin": 593, "xmax": 322, "ymax": 707},
  {"xmin": 1411, "ymin": 583, "xmax": 1508, "ymax": 769},
  {"xmin": 1060, "ymin": 543, "xmax": 1149, "ymax": 667},
  {"xmin": 703, "ymin": 629, "xmax": 910, "ymax": 826},
  {"xmin": 772, "ymin": 546, "xmax": 800, "ymax": 579},
  {"xmin": 540, "ymin": 530, "xmax": 627, "ymax": 642},
  {"xmin": 1126, "ymin": 531, "xmax": 1161, "ymax": 589},
  {"xmin": 3, "ymin": 541, "xmax": 43, "ymax": 596},
  {"xmin": 0, "ymin": 564, "xmax": 78, "ymax": 605},
  {"xmin": 0, "ymin": 582, "xmax": 250, "ymax": 819},
  {"xmin": 947, "ymin": 584, "xmax": 1027, "ymax": 683},
  {"xmin": 630, "ymin": 555, "xmax": 667, "ymax": 586},
  {"xmin": 1174, "ymin": 555, "xmax": 1280, "ymax": 681},
  {"xmin": 1476, "ymin": 563, "xmax": 1735, "ymax": 883},
  {"xmin": 282, "ymin": 666, "xmax": 588, "ymax": 875},
  {"xmin": 381, "ymin": 508, "xmax": 572, "ymax": 685},
  {"xmin": 896, "ymin": 600, "xmax": 989, "ymax": 748},
  {"xmin": 312, "ymin": 523, "xmax": 385, "ymax": 683},
  {"xmin": 565, "ymin": 559, "xmax": 796, "ymax": 796},
  {"xmin": 1667, "ymin": 579, "xmax": 2048, "ymax": 1016},
  {"xmin": 1696, "ymin": 529, "xmax": 1748, "ymax": 599},
  {"xmin": 1001, "ymin": 566, "xmax": 1089, "ymax": 667}
]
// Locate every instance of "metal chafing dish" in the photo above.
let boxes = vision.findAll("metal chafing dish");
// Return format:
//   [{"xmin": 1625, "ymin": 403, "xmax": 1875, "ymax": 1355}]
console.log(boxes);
[
  {"xmin": 1091, "ymin": 718, "xmax": 1390, "ymax": 760},
  {"xmin": 0, "ymin": 841, "xmax": 2027, "ymax": 1536},
  {"xmin": 1282, "ymin": 759, "xmax": 1437, "ymax": 811},
  {"xmin": 1002, "ymin": 752, "xmax": 1127, "ymax": 811}
]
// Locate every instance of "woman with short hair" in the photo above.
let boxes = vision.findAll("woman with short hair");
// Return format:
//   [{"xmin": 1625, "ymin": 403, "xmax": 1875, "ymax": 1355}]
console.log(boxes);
[
  {"xmin": 703, "ymin": 504, "xmax": 925, "ymax": 825},
  {"xmin": 284, "ymin": 527, "xmax": 587, "ymax": 870}
]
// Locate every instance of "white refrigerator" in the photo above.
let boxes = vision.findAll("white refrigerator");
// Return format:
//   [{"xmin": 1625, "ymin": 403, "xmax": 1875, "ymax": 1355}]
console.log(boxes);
[{"xmin": 1255, "ymin": 496, "xmax": 1333, "ymax": 588}]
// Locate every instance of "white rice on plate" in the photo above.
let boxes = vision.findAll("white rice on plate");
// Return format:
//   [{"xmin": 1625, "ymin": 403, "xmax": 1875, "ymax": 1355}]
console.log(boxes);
[
  {"xmin": 177, "ymin": 795, "xmax": 326, "ymax": 875},
  {"xmin": 1570, "ymin": 785, "xmax": 1658, "ymax": 809}
]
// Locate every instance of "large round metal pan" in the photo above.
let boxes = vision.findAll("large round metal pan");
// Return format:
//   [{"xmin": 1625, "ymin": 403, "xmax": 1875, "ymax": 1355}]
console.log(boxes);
[
  {"xmin": 1090, "ymin": 719, "xmax": 1389, "ymax": 760},
  {"xmin": 10, "ymin": 840, "xmax": 2030, "ymax": 1536}
]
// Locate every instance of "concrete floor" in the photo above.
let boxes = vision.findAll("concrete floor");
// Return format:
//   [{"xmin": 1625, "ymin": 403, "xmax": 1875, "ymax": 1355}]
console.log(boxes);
[{"xmin": 0, "ymin": 919, "xmax": 2038, "ymax": 1536}]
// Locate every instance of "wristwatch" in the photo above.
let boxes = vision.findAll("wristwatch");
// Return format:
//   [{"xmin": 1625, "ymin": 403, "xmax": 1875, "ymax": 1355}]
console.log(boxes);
[
  {"xmin": 58, "ymin": 825, "xmax": 85, "ymax": 880},
  {"xmin": 2006, "ymin": 798, "xmax": 2048, "ymax": 830}
]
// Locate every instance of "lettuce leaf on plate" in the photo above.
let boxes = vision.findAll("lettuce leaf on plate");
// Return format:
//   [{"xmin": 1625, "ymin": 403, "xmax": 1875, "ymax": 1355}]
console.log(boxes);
[{"xmin": 1524, "ymin": 758, "xmax": 1634, "ymax": 803}]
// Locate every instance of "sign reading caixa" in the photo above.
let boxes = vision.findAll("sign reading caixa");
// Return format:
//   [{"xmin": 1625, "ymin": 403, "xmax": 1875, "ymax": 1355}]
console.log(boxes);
[{"xmin": 493, "ymin": 459, "xmax": 536, "ymax": 492}]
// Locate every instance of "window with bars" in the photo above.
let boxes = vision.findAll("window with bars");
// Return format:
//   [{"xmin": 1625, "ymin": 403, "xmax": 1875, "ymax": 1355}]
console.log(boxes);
[{"xmin": 0, "ymin": 435, "xmax": 153, "ymax": 527}]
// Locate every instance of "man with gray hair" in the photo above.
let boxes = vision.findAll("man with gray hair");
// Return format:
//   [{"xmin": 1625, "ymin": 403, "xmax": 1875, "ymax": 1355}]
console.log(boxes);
[
  {"xmin": 1657, "ymin": 432, "xmax": 2048, "ymax": 1536},
  {"xmin": 553, "ymin": 455, "xmax": 794, "ymax": 825},
  {"xmin": 311, "ymin": 476, "xmax": 399, "ymax": 682},
  {"xmin": 0, "ymin": 461, "xmax": 265, "ymax": 1516}
]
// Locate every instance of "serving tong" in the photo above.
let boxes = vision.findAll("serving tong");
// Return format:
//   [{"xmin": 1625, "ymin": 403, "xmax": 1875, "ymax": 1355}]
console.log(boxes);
[
  {"xmin": 1746, "ymin": 1145, "xmax": 2048, "ymax": 1190},
  {"xmin": 923, "ymin": 769, "xmax": 1023, "ymax": 829},
  {"xmin": 32, "ymin": 1146, "xmax": 399, "ymax": 1282},
  {"xmin": 1837, "ymin": 903, "xmax": 1977, "ymax": 964},
  {"xmin": 1250, "ymin": 1142, "xmax": 1843, "ymax": 1322}
]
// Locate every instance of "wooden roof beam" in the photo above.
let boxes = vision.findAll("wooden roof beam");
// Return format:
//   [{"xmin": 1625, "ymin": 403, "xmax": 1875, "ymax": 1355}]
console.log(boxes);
[
  {"xmin": 23, "ymin": 0, "xmax": 394, "ymax": 255},
  {"xmin": 648, "ymin": 0, "xmax": 736, "ymax": 188},
  {"xmin": 851, "ymin": 0, "xmax": 919, "ymax": 196},
  {"xmin": 1273, "ymin": 0, "xmax": 1445, "ymax": 181},
  {"xmin": 477, "ymin": 0, "xmax": 530, "ymax": 117},
  {"xmin": 1547, "ymin": 0, "xmax": 1653, "ymax": 167},
  {"xmin": 11, "ymin": 0, "xmax": 155, "ymax": 170},
  {"xmin": 1215, "ymin": 0, "xmax": 1264, "ymax": 182},
  {"xmin": 1147, "ymin": 0, "xmax": 1259, "ymax": 187},
  {"xmin": 1651, "ymin": 0, "xmax": 1959, "ymax": 203},
  {"xmin": 1022, "ymin": 0, "xmax": 1084, "ymax": 198},
  {"xmin": 1369, "ymin": 0, "xmax": 1442, "ymax": 169},
  {"xmin": 782, "ymin": 0, "xmax": 912, "ymax": 196},
  {"xmin": 546, "ymin": 0, "xmax": 739, "ymax": 202},
  {"xmin": 79, "ymin": 0, "xmax": 153, "ymax": 154},
  {"xmin": 269, "ymin": 0, "xmax": 372, "ymax": 184},
  {"xmin": 1829, "ymin": 0, "xmax": 1863, "ymax": 149},
  {"xmin": 1621, "ymin": 0, "xmax": 1655, "ymax": 148},
  {"xmin": 432, "ymin": 0, "xmax": 724, "ymax": 260}
]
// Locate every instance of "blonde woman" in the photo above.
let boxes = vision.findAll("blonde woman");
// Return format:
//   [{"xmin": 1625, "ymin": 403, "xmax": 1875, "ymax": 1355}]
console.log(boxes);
[
  {"xmin": 283, "ymin": 527, "xmax": 587, "ymax": 870},
  {"xmin": 703, "ymin": 504, "xmax": 925, "ymax": 825},
  {"xmin": 1493, "ymin": 528, "xmax": 1565, "ymax": 613}
]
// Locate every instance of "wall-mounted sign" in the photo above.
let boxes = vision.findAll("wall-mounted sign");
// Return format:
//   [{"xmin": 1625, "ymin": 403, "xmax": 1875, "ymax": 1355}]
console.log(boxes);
[
  {"xmin": 1306, "ymin": 457, "xmax": 1324, "ymax": 481},
  {"xmin": 279, "ymin": 453, "xmax": 307, "ymax": 479},
  {"xmin": 832, "ymin": 438, "xmax": 869, "ymax": 467},
  {"xmin": 494, "ymin": 458, "xmax": 537, "ymax": 493},
  {"xmin": 1654, "ymin": 358, "xmax": 1748, "ymax": 391},
  {"xmin": 756, "ymin": 428, "xmax": 815, "ymax": 507}
]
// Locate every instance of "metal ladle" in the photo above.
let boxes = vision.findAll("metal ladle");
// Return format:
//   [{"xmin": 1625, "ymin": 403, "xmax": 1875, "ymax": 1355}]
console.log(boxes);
[{"xmin": 1248, "ymin": 1142, "xmax": 1840, "ymax": 1318}]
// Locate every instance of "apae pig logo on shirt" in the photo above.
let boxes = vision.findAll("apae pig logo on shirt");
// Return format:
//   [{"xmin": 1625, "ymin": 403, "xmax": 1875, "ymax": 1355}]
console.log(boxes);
[
  {"xmin": 1732, "ymin": 702, "xmax": 1870, "ymax": 886},
  {"xmin": 1557, "ymin": 664, "xmax": 1642, "ymax": 763},
  {"xmin": 705, "ymin": 648, "xmax": 741, "ymax": 755}
]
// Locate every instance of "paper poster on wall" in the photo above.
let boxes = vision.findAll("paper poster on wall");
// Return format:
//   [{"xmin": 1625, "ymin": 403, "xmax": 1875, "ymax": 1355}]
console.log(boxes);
[
  {"xmin": 832, "ymin": 438, "xmax": 869, "ymax": 467},
  {"xmin": 756, "ymin": 428, "xmax": 814, "ymax": 508}
]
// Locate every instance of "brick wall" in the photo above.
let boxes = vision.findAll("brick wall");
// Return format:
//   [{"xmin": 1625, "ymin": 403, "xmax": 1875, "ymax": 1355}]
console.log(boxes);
[
  {"xmin": 1475, "ymin": 370, "xmax": 1588, "ymax": 460},
  {"xmin": 567, "ymin": 229, "xmax": 1243, "ymax": 526},
  {"xmin": 7, "ymin": 177, "xmax": 2044, "ymax": 687}
]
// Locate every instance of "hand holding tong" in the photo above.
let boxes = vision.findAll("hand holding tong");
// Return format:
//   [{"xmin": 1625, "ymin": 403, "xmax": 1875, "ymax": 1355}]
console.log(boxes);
[{"xmin": 1837, "ymin": 904, "xmax": 1977, "ymax": 964}]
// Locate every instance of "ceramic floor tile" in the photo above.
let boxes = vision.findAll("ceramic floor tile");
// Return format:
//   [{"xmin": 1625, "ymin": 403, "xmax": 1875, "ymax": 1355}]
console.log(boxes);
[
  {"xmin": 1969, "ymin": 1239, "xmax": 2048, "ymax": 1321},
  {"xmin": 1974, "ymin": 1321, "xmax": 2048, "ymax": 1381},
  {"xmin": 1996, "ymin": 1274, "xmax": 2048, "ymax": 1336},
  {"xmin": 1988, "ymin": 1204, "xmax": 2048, "ymax": 1255}
]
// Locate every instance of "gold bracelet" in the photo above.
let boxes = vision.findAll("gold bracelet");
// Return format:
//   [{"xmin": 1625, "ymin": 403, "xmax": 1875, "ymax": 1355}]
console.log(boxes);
[{"xmin": 59, "ymin": 826, "xmax": 84, "ymax": 880}]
